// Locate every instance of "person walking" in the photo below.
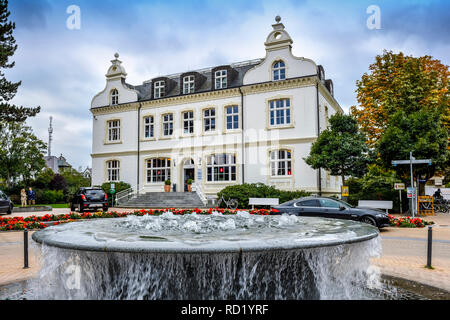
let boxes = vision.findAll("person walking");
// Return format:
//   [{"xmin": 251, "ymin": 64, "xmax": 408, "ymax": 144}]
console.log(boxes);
[
  {"xmin": 20, "ymin": 189, "xmax": 27, "ymax": 207},
  {"xmin": 27, "ymin": 187, "xmax": 36, "ymax": 206}
]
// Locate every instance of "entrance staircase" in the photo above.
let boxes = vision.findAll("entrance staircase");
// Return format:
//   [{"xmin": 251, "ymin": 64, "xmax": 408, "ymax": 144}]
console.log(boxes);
[{"xmin": 118, "ymin": 192, "xmax": 207, "ymax": 209}]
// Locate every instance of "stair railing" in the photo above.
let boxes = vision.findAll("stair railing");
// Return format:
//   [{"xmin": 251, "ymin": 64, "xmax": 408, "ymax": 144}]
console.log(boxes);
[
  {"xmin": 115, "ymin": 184, "xmax": 145, "ymax": 206},
  {"xmin": 191, "ymin": 182, "xmax": 207, "ymax": 206}
]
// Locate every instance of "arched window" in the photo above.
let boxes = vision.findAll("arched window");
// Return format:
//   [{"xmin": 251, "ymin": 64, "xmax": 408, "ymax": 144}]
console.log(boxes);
[
  {"xmin": 106, "ymin": 160, "xmax": 120, "ymax": 182},
  {"xmin": 146, "ymin": 158, "xmax": 171, "ymax": 183},
  {"xmin": 273, "ymin": 61, "xmax": 286, "ymax": 81},
  {"xmin": 110, "ymin": 89, "xmax": 119, "ymax": 105},
  {"xmin": 206, "ymin": 154, "xmax": 236, "ymax": 182},
  {"xmin": 270, "ymin": 150, "xmax": 292, "ymax": 176}
]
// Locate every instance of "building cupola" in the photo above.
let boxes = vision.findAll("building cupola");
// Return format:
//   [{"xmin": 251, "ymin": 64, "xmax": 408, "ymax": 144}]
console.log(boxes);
[
  {"xmin": 106, "ymin": 53, "xmax": 127, "ymax": 80},
  {"xmin": 264, "ymin": 16, "xmax": 293, "ymax": 52}
]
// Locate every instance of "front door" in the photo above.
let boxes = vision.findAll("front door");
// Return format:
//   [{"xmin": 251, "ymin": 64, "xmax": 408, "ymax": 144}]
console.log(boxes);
[{"xmin": 184, "ymin": 168, "xmax": 195, "ymax": 191}]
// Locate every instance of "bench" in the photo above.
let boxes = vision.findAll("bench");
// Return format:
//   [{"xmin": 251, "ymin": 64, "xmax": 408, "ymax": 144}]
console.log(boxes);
[
  {"xmin": 248, "ymin": 198, "xmax": 279, "ymax": 209},
  {"xmin": 358, "ymin": 200, "xmax": 393, "ymax": 214}
]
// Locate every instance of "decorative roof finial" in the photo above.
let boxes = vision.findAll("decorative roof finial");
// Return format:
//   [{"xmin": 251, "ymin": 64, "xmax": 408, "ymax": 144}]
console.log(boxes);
[
  {"xmin": 114, "ymin": 52, "xmax": 119, "ymax": 59},
  {"xmin": 275, "ymin": 15, "xmax": 281, "ymax": 23}
]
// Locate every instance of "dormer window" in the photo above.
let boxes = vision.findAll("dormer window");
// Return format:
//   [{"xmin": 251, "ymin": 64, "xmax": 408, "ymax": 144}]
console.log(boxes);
[
  {"xmin": 110, "ymin": 89, "xmax": 119, "ymax": 105},
  {"xmin": 183, "ymin": 76, "xmax": 195, "ymax": 94},
  {"xmin": 215, "ymin": 70, "xmax": 227, "ymax": 89},
  {"xmin": 273, "ymin": 61, "xmax": 286, "ymax": 81},
  {"xmin": 154, "ymin": 81, "xmax": 165, "ymax": 98}
]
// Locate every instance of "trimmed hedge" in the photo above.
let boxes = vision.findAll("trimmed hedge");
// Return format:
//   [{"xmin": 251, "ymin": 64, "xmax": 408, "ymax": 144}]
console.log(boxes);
[{"xmin": 216, "ymin": 183, "xmax": 310, "ymax": 209}]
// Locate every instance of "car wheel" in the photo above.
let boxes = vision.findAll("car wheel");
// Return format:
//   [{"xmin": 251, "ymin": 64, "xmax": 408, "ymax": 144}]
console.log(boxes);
[
  {"xmin": 361, "ymin": 216, "xmax": 377, "ymax": 227},
  {"xmin": 7, "ymin": 206, "xmax": 12, "ymax": 215}
]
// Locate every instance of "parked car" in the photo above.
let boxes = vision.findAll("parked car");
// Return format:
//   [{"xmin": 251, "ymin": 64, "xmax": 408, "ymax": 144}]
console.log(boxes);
[
  {"xmin": 70, "ymin": 187, "xmax": 108, "ymax": 213},
  {"xmin": 271, "ymin": 196, "xmax": 390, "ymax": 228},
  {"xmin": 0, "ymin": 190, "xmax": 13, "ymax": 215}
]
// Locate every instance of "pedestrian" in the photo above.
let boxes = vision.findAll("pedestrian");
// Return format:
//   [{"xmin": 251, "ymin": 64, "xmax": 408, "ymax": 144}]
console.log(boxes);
[
  {"xmin": 27, "ymin": 187, "xmax": 36, "ymax": 206},
  {"xmin": 20, "ymin": 188, "xmax": 27, "ymax": 207}
]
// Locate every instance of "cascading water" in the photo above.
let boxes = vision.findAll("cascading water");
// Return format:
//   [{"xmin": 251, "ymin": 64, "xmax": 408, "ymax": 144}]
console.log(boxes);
[{"xmin": 28, "ymin": 212, "xmax": 382, "ymax": 300}]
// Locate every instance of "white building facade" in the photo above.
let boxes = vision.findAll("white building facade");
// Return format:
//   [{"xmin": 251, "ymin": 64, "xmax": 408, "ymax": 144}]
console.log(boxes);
[{"xmin": 90, "ymin": 17, "xmax": 343, "ymax": 197}]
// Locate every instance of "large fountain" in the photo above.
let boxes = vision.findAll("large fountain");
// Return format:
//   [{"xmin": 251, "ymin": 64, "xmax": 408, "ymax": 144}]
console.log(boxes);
[{"xmin": 29, "ymin": 212, "xmax": 382, "ymax": 299}]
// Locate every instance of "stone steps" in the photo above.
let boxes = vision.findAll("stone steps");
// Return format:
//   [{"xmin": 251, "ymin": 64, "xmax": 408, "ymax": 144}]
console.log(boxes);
[{"xmin": 118, "ymin": 192, "xmax": 207, "ymax": 208}]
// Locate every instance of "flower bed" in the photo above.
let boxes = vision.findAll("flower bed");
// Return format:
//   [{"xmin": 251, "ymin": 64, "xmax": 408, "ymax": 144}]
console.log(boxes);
[
  {"xmin": 388, "ymin": 215, "xmax": 433, "ymax": 228},
  {"xmin": 0, "ymin": 208, "xmax": 278, "ymax": 231}
]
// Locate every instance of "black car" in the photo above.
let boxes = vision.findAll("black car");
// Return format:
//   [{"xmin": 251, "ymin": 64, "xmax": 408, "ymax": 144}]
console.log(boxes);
[
  {"xmin": 0, "ymin": 190, "xmax": 13, "ymax": 215},
  {"xmin": 70, "ymin": 187, "xmax": 108, "ymax": 213},
  {"xmin": 271, "ymin": 196, "xmax": 390, "ymax": 228}
]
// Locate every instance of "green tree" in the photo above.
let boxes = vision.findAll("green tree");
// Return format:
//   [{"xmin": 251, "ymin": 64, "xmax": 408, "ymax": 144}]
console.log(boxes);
[
  {"xmin": 0, "ymin": 0, "xmax": 40, "ymax": 122},
  {"xmin": 378, "ymin": 109, "xmax": 449, "ymax": 194},
  {"xmin": 61, "ymin": 169, "xmax": 91, "ymax": 195},
  {"xmin": 304, "ymin": 113, "xmax": 371, "ymax": 185},
  {"xmin": 33, "ymin": 167, "xmax": 55, "ymax": 189},
  {"xmin": 0, "ymin": 121, "xmax": 47, "ymax": 187}
]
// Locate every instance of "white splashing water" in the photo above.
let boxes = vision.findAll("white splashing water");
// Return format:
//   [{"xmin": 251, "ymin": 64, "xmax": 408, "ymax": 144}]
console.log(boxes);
[{"xmin": 27, "ymin": 213, "xmax": 383, "ymax": 300}]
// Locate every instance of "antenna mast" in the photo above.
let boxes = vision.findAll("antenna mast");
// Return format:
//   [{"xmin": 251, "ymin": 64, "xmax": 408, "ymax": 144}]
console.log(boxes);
[{"xmin": 48, "ymin": 116, "xmax": 53, "ymax": 157}]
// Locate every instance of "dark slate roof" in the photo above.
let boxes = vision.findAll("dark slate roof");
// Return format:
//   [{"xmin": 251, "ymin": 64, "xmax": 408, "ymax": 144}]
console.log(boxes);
[{"xmin": 126, "ymin": 59, "xmax": 263, "ymax": 102}]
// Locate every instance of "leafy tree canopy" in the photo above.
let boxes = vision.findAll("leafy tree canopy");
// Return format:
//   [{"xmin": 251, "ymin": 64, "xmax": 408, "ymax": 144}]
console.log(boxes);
[
  {"xmin": 351, "ymin": 50, "xmax": 449, "ymax": 147},
  {"xmin": 304, "ymin": 113, "xmax": 372, "ymax": 185},
  {"xmin": 0, "ymin": 120, "xmax": 47, "ymax": 186}
]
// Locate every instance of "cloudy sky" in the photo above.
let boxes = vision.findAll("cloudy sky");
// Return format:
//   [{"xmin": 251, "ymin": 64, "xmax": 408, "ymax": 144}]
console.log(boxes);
[{"xmin": 5, "ymin": 0, "xmax": 450, "ymax": 170}]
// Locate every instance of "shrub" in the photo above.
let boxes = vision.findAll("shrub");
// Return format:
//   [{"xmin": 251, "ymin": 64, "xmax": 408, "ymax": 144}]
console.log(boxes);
[
  {"xmin": 217, "ymin": 183, "xmax": 310, "ymax": 209},
  {"xmin": 40, "ymin": 189, "xmax": 65, "ymax": 204}
]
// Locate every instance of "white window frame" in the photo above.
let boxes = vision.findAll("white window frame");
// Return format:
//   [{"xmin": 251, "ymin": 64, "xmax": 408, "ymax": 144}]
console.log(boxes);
[
  {"xmin": 183, "ymin": 76, "xmax": 195, "ymax": 94},
  {"xmin": 225, "ymin": 105, "xmax": 239, "ymax": 130},
  {"xmin": 162, "ymin": 113, "xmax": 173, "ymax": 136},
  {"xmin": 110, "ymin": 89, "xmax": 119, "ymax": 105},
  {"xmin": 203, "ymin": 108, "xmax": 216, "ymax": 132},
  {"xmin": 107, "ymin": 120, "xmax": 120, "ymax": 141},
  {"xmin": 269, "ymin": 99, "xmax": 291, "ymax": 126},
  {"xmin": 273, "ymin": 61, "xmax": 286, "ymax": 81},
  {"xmin": 146, "ymin": 158, "xmax": 171, "ymax": 183},
  {"xmin": 270, "ymin": 150, "xmax": 292, "ymax": 177},
  {"xmin": 144, "ymin": 116, "xmax": 154, "ymax": 139},
  {"xmin": 206, "ymin": 154, "xmax": 236, "ymax": 182},
  {"xmin": 107, "ymin": 160, "xmax": 120, "ymax": 182},
  {"xmin": 154, "ymin": 81, "xmax": 165, "ymax": 98},
  {"xmin": 215, "ymin": 70, "xmax": 227, "ymax": 89},
  {"xmin": 182, "ymin": 111, "xmax": 194, "ymax": 134}
]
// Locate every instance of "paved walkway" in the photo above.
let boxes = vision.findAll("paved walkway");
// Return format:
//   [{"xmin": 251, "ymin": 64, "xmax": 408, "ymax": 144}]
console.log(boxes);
[{"xmin": 1, "ymin": 209, "xmax": 450, "ymax": 294}]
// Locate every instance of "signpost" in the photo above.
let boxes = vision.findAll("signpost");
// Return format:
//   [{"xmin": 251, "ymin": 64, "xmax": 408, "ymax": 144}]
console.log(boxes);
[
  {"xmin": 394, "ymin": 183, "xmax": 405, "ymax": 214},
  {"xmin": 392, "ymin": 152, "xmax": 432, "ymax": 218},
  {"xmin": 110, "ymin": 183, "xmax": 116, "ymax": 207}
]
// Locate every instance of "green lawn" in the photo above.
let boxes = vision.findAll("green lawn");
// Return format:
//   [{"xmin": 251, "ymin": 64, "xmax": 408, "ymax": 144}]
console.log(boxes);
[{"xmin": 22, "ymin": 203, "xmax": 70, "ymax": 208}]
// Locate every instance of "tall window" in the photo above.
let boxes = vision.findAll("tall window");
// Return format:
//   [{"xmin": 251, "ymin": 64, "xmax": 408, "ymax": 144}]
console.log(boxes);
[
  {"xmin": 107, "ymin": 120, "xmax": 120, "ymax": 141},
  {"xmin": 269, "ymin": 99, "xmax": 291, "ymax": 126},
  {"xmin": 183, "ymin": 111, "xmax": 194, "ymax": 134},
  {"xmin": 270, "ymin": 150, "xmax": 292, "ymax": 176},
  {"xmin": 183, "ymin": 76, "xmax": 195, "ymax": 94},
  {"xmin": 225, "ymin": 105, "xmax": 239, "ymax": 130},
  {"xmin": 144, "ymin": 116, "xmax": 154, "ymax": 138},
  {"xmin": 110, "ymin": 89, "xmax": 118, "ymax": 105},
  {"xmin": 146, "ymin": 158, "xmax": 171, "ymax": 183},
  {"xmin": 204, "ymin": 108, "xmax": 216, "ymax": 132},
  {"xmin": 206, "ymin": 154, "xmax": 236, "ymax": 182},
  {"xmin": 215, "ymin": 70, "xmax": 227, "ymax": 89},
  {"xmin": 162, "ymin": 113, "xmax": 173, "ymax": 136},
  {"xmin": 273, "ymin": 61, "xmax": 286, "ymax": 81},
  {"xmin": 107, "ymin": 160, "xmax": 120, "ymax": 182},
  {"xmin": 154, "ymin": 81, "xmax": 165, "ymax": 98}
]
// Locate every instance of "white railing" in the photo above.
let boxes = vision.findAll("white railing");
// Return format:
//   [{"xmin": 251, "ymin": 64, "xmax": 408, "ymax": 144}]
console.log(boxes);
[
  {"xmin": 115, "ymin": 184, "xmax": 146, "ymax": 206},
  {"xmin": 192, "ymin": 182, "xmax": 207, "ymax": 206}
]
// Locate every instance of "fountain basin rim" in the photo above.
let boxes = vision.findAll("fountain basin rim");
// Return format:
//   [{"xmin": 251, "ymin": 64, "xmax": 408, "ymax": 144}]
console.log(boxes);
[{"xmin": 31, "ymin": 229, "xmax": 379, "ymax": 254}]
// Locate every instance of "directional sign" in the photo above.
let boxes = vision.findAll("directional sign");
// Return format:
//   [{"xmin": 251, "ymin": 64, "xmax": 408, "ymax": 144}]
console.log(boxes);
[
  {"xmin": 392, "ymin": 159, "xmax": 432, "ymax": 166},
  {"xmin": 394, "ymin": 183, "xmax": 405, "ymax": 190}
]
